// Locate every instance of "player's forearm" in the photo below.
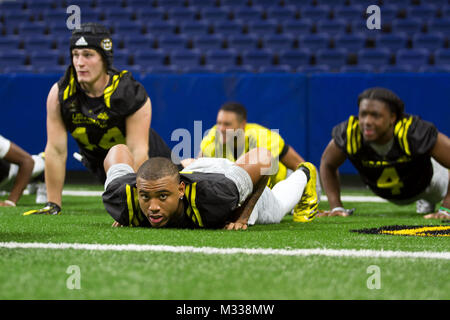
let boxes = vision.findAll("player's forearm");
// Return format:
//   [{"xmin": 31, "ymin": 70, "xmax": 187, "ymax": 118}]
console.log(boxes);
[
  {"xmin": 234, "ymin": 175, "xmax": 269, "ymax": 224},
  {"xmin": 320, "ymin": 163, "xmax": 343, "ymax": 209},
  {"xmin": 44, "ymin": 150, "xmax": 67, "ymax": 207},
  {"xmin": 8, "ymin": 157, "xmax": 34, "ymax": 204}
]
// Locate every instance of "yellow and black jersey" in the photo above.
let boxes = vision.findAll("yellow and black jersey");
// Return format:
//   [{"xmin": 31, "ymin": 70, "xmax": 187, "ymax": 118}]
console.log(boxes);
[
  {"xmin": 102, "ymin": 171, "xmax": 240, "ymax": 229},
  {"xmin": 200, "ymin": 123, "xmax": 289, "ymax": 188},
  {"xmin": 58, "ymin": 66, "xmax": 148, "ymax": 175},
  {"xmin": 332, "ymin": 114, "xmax": 438, "ymax": 200}
]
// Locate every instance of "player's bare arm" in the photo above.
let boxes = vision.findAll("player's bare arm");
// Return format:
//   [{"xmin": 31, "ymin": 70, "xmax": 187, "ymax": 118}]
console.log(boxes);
[
  {"xmin": 44, "ymin": 83, "xmax": 68, "ymax": 207},
  {"xmin": 424, "ymin": 132, "xmax": 450, "ymax": 219},
  {"xmin": 318, "ymin": 139, "xmax": 349, "ymax": 217},
  {"xmin": 280, "ymin": 146, "xmax": 305, "ymax": 171},
  {"xmin": 125, "ymin": 97, "xmax": 151, "ymax": 171}
]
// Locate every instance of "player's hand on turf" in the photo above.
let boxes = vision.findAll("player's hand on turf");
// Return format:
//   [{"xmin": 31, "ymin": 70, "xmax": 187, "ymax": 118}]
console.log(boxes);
[
  {"xmin": 423, "ymin": 212, "xmax": 450, "ymax": 220},
  {"xmin": 317, "ymin": 208, "xmax": 354, "ymax": 217},
  {"xmin": 22, "ymin": 202, "xmax": 61, "ymax": 216},
  {"xmin": 112, "ymin": 221, "xmax": 123, "ymax": 227},
  {"xmin": 224, "ymin": 221, "xmax": 248, "ymax": 231}
]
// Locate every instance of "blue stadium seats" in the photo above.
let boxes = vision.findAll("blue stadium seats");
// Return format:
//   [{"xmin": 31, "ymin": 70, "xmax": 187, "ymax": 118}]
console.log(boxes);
[
  {"xmin": 126, "ymin": 0, "xmax": 153, "ymax": 9},
  {"xmin": 391, "ymin": 18, "xmax": 423, "ymax": 34},
  {"xmin": 134, "ymin": 49, "xmax": 167, "ymax": 66},
  {"xmin": 412, "ymin": 33, "xmax": 445, "ymax": 50},
  {"xmin": 278, "ymin": 49, "xmax": 311, "ymax": 68},
  {"xmin": 349, "ymin": 19, "xmax": 381, "ymax": 38},
  {"xmin": 315, "ymin": 48, "xmax": 348, "ymax": 71},
  {"xmin": 259, "ymin": 65, "xmax": 293, "ymax": 73},
  {"xmin": 380, "ymin": 0, "xmax": 410, "ymax": 6},
  {"xmin": 41, "ymin": 9, "xmax": 68, "ymax": 24},
  {"xmin": 189, "ymin": 0, "xmax": 219, "ymax": 8},
  {"xmin": 378, "ymin": 65, "xmax": 414, "ymax": 73},
  {"xmin": 333, "ymin": 33, "xmax": 366, "ymax": 51},
  {"xmin": 192, "ymin": 34, "xmax": 224, "ymax": 50},
  {"xmin": 26, "ymin": 0, "xmax": 55, "ymax": 12},
  {"xmin": 283, "ymin": 0, "xmax": 308, "ymax": 6},
  {"xmin": 296, "ymin": 64, "xmax": 330, "ymax": 73},
  {"xmin": 135, "ymin": 7, "xmax": 166, "ymax": 21},
  {"xmin": 200, "ymin": 7, "xmax": 231, "ymax": 22},
  {"xmin": 0, "ymin": 0, "xmax": 25, "ymax": 10},
  {"xmin": 333, "ymin": 5, "xmax": 364, "ymax": 21},
  {"xmin": 221, "ymin": 65, "xmax": 254, "ymax": 73},
  {"xmin": 123, "ymin": 35, "xmax": 155, "ymax": 51},
  {"xmin": 2, "ymin": 66, "xmax": 35, "ymax": 74},
  {"xmin": 375, "ymin": 33, "xmax": 408, "ymax": 53},
  {"xmin": 221, "ymin": 0, "xmax": 248, "ymax": 6},
  {"xmin": 396, "ymin": 48, "xmax": 430, "ymax": 70},
  {"xmin": 38, "ymin": 65, "xmax": 67, "ymax": 75},
  {"xmin": 298, "ymin": 33, "xmax": 330, "ymax": 51},
  {"xmin": 113, "ymin": 21, "xmax": 144, "ymax": 36},
  {"xmin": 376, "ymin": 5, "xmax": 400, "ymax": 23},
  {"xmin": 357, "ymin": 48, "xmax": 391, "ymax": 70},
  {"xmin": 426, "ymin": 0, "xmax": 448, "ymax": 5},
  {"xmin": 340, "ymin": 65, "xmax": 375, "ymax": 73},
  {"xmin": 48, "ymin": 23, "xmax": 73, "ymax": 37},
  {"xmin": 316, "ymin": 19, "xmax": 347, "ymax": 36},
  {"xmin": 65, "ymin": 0, "xmax": 93, "ymax": 8},
  {"xmin": 76, "ymin": 10, "xmax": 102, "ymax": 23},
  {"xmin": 406, "ymin": 5, "xmax": 438, "ymax": 21},
  {"xmin": 157, "ymin": 34, "xmax": 189, "ymax": 50},
  {"xmin": 0, "ymin": 36, "xmax": 21, "ymax": 51},
  {"xmin": 261, "ymin": 34, "xmax": 296, "ymax": 51},
  {"xmin": 145, "ymin": 65, "xmax": 179, "ymax": 74},
  {"xmin": 113, "ymin": 50, "xmax": 132, "ymax": 68},
  {"xmin": 241, "ymin": 48, "xmax": 274, "ymax": 70},
  {"xmin": 29, "ymin": 51, "xmax": 61, "ymax": 67},
  {"xmin": 227, "ymin": 34, "xmax": 259, "ymax": 50},
  {"xmin": 212, "ymin": 20, "xmax": 244, "ymax": 36},
  {"xmin": 204, "ymin": 49, "xmax": 238, "ymax": 67},
  {"xmin": 251, "ymin": 0, "xmax": 277, "ymax": 6},
  {"xmin": 419, "ymin": 65, "xmax": 450, "ymax": 73},
  {"xmin": 181, "ymin": 65, "xmax": 217, "ymax": 73},
  {"xmin": 265, "ymin": 6, "xmax": 298, "ymax": 22},
  {"xmin": 167, "ymin": 7, "xmax": 198, "ymax": 21},
  {"xmin": 179, "ymin": 21, "xmax": 210, "ymax": 35},
  {"xmin": 23, "ymin": 35, "xmax": 54, "ymax": 51},
  {"xmin": 103, "ymin": 8, "xmax": 134, "ymax": 22},
  {"xmin": 146, "ymin": 20, "xmax": 177, "ymax": 35},
  {"xmin": 434, "ymin": 48, "xmax": 450, "ymax": 66},
  {"xmin": 96, "ymin": 0, "xmax": 125, "ymax": 9},
  {"xmin": 427, "ymin": 18, "xmax": 450, "ymax": 34},
  {"xmin": 154, "ymin": 0, "xmax": 186, "ymax": 8},
  {"xmin": 232, "ymin": 6, "xmax": 264, "ymax": 21},
  {"xmin": 246, "ymin": 19, "xmax": 279, "ymax": 36},
  {"xmin": 169, "ymin": 49, "xmax": 202, "ymax": 67},
  {"xmin": 299, "ymin": 5, "xmax": 331, "ymax": 20},
  {"xmin": 1, "ymin": 9, "xmax": 32, "ymax": 26},
  {"xmin": 17, "ymin": 22, "xmax": 47, "ymax": 36},
  {"xmin": 281, "ymin": 19, "xmax": 313, "ymax": 35},
  {"xmin": 315, "ymin": 0, "xmax": 347, "ymax": 6}
]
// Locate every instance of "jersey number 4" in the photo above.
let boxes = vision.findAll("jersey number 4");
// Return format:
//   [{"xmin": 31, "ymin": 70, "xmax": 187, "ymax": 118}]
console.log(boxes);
[
  {"xmin": 72, "ymin": 127, "xmax": 126, "ymax": 151},
  {"xmin": 377, "ymin": 167, "xmax": 404, "ymax": 195}
]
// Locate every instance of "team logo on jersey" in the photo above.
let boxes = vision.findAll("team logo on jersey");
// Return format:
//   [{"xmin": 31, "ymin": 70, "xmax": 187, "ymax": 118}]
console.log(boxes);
[
  {"xmin": 101, "ymin": 38, "xmax": 112, "ymax": 51},
  {"xmin": 351, "ymin": 225, "xmax": 450, "ymax": 237}
]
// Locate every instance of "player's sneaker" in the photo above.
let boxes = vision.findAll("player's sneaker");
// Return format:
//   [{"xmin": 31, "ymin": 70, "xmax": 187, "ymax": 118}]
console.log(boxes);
[
  {"xmin": 416, "ymin": 199, "xmax": 435, "ymax": 214},
  {"xmin": 293, "ymin": 162, "xmax": 319, "ymax": 223}
]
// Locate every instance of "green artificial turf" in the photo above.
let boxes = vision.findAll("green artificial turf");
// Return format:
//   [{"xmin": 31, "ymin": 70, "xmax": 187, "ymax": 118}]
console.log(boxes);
[{"xmin": 0, "ymin": 187, "xmax": 448, "ymax": 300}]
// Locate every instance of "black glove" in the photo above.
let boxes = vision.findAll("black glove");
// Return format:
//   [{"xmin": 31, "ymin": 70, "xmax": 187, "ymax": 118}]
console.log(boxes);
[{"xmin": 23, "ymin": 202, "xmax": 61, "ymax": 216}]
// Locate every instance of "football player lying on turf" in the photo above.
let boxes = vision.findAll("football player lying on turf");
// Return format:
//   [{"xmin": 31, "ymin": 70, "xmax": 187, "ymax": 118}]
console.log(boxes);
[
  {"xmin": 0, "ymin": 134, "xmax": 46, "ymax": 206},
  {"xmin": 319, "ymin": 87, "xmax": 450, "ymax": 220},
  {"xmin": 102, "ymin": 144, "xmax": 320, "ymax": 230}
]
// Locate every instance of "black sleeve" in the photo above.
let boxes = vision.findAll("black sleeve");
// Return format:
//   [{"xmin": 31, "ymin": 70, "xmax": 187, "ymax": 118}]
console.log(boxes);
[
  {"xmin": 331, "ymin": 119, "xmax": 350, "ymax": 153},
  {"xmin": 407, "ymin": 116, "xmax": 438, "ymax": 156}
]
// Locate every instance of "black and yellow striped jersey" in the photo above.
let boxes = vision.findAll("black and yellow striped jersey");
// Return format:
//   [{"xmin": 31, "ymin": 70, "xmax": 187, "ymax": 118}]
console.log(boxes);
[
  {"xmin": 102, "ymin": 171, "xmax": 240, "ymax": 229},
  {"xmin": 332, "ymin": 114, "xmax": 438, "ymax": 200},
  {"xmin": 57, "ymin": 66, "xmax": 148, "ymax": 175}
]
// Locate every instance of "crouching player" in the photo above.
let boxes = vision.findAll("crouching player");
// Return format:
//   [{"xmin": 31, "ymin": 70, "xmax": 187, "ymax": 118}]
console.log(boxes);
[{"xmin": 102, "ymin": 144, "xmax": 320, "ymax": 230}]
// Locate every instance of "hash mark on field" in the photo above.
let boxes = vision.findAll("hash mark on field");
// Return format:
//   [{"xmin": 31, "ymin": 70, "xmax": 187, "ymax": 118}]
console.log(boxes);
[{"xmin": 0, "ymin": 242, "xmax": 448, "ymax": 260}]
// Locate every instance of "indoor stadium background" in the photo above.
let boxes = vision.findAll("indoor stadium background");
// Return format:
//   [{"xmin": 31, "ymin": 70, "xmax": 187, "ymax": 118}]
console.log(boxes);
[{"xmin": 0, "ymin": 0, "xmax": 449, "ymax": 176}]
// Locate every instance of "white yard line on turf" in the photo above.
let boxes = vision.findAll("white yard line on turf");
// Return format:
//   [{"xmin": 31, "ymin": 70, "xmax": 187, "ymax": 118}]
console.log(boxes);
[
  {"xmin": 0, "ymin": 242, "xmax": 448, "ymax": 260},
  {"xmin": 58, "ymin": 190, "xmax": 388, "ymax": 203}
]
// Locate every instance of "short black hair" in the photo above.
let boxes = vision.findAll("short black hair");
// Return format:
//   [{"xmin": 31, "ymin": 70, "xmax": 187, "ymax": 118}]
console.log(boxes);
[
  {"xmin": 136, "ymin": 157, "xmax": 180, "ymax": 182},
  {"xmin": 219, "ymin": 102, "xmax": 247, "ymax": 122},
  {"xmin": 358, "ymin": 87, "xmax": 405, "ymax": 121}
]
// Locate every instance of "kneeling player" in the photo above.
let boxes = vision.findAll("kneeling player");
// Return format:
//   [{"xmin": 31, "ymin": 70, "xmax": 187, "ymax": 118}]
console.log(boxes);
[{"xmin": 102, "ymin": 144, "xmax": 320, "ymax": 230}]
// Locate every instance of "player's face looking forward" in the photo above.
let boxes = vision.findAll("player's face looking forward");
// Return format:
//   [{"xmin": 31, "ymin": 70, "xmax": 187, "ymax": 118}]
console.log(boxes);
[
  {"xmin": 136, "ymin": 175, "xmax": 185, "ymax": 228},
  {"xmin": 216, "ymin": 110, "xmax": 246, "ymax": 143},
  {"xmin": 72, "ymin": 48, "xmax": 106, "ymax": 87},
  {"xmin": 358, "ymin": 99, "xmax": 397, "ymax": 145}
]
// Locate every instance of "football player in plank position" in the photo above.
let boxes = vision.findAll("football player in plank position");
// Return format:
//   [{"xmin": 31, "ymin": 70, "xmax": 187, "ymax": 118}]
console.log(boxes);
[
  {"xmin": 319, "ymin": 87, "xmax": 450, "ymax": 220},
  {"xmin": 24, "ymin": 23, "xmax": 173, "ymax": 216},
  {"xmin": 102, "ymin": 144, "xmax": 319, "ymax": 230},
  {"xmin": 198, "ymin": 102, "xmax": 316, "ymax": 222},
  {"xmin": 0, "ymin": 134, "xmax": 45, "ymax": 206}
]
